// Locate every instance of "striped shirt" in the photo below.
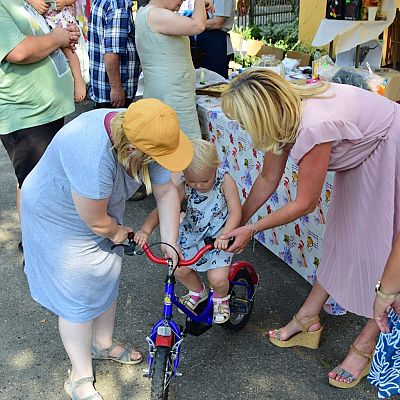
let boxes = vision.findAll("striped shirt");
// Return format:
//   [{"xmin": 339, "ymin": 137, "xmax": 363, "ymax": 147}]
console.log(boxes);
[{"xmin": 88, "ymin": 0, "xmax": 140, "ymax": 103}]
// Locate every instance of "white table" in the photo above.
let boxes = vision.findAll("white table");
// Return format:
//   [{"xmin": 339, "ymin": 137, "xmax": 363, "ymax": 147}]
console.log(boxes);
[{"xmin": 197, "ymin": 95, "xmax": 345, "ymax": 315}]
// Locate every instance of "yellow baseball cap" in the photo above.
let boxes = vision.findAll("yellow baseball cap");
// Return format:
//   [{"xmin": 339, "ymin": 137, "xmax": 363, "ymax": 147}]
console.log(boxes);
[{"xmin": 122, "ymin": 99, "xmax": 193, "ymax": 172}]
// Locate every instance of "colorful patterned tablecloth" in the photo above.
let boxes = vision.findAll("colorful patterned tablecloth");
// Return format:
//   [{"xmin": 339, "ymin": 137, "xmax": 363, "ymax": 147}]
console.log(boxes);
[{"xmin": 197, "ymin": 95, "xmax": 346, "ymax": 315}]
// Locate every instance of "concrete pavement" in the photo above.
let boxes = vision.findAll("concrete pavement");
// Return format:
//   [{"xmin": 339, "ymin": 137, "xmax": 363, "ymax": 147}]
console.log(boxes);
[{"xmin": 0, "ymin": 101, "xmax": 386, "ymax": 399}]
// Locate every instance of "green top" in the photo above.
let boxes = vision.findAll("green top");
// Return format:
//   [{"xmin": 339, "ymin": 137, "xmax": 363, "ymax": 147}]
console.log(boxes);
[{"xmin": 0, "ymin": 0, "xmax": 74, "ymax": 135}]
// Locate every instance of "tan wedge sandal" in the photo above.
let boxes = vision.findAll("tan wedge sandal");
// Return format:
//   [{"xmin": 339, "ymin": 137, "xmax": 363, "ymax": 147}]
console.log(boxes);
[
  {"xmin": 268, "ymin": 315, "xmax": 323, "ymax": 349},
  {"xmin": 328, "ymin": 345, "xmax": 373, "ymax": 389}
]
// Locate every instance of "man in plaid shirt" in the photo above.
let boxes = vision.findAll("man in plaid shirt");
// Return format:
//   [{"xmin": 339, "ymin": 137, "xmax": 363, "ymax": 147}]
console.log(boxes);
[{"xmin": 88, "ymin": 0, "xmax": 140, "ymax": 108}]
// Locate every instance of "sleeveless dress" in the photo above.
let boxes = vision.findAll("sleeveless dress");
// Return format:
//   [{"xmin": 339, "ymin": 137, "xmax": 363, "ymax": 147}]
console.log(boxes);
[
  {"xmin": 178, "ymin": 167, "xmax": 233, "ymax": 272},
  {"xmin": 135, "ymin": 5, "xmax": 201, "ymax": 140},
  {"xmin": 368, "ymin": 310, "xmax": 400, "ymax": 398},
  {"xmin": 290, "ymin": 83, "xmax": 400, "ymax": 319}
]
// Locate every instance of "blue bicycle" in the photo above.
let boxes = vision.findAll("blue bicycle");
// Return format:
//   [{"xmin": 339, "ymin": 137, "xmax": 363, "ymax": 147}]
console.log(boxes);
[{"xmin": 115, "ymin": 233, "xmax": 259, "ymax": 400}]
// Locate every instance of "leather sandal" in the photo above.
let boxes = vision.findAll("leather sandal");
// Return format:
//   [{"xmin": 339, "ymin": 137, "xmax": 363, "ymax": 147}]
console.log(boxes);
[
  {"xmin": 268, "ymin": 315, "xmax": 323, "ymax": 349},
  {"xmin": 212, "ymin": 295, "xmax": 230, "ymax": 324},
  {"xmin": 64, "ymin": 371, "xmax": 103, "ymax": 400},
  {"xmin": 328, "ymin": 344, "xmax": 373, "ymax": 389},
  {"xmin": 92, "ymin": 338, "xmax": 142, "ymax": 365},
  {"xmin": 178, "ymin": 284, "xmax": 209, "ymax": 314}
]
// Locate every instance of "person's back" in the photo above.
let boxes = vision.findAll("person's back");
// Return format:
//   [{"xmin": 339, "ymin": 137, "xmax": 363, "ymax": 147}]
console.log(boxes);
[{"xmin": 135, "ymin": 4, "xmax": 201, "ymax": 140}]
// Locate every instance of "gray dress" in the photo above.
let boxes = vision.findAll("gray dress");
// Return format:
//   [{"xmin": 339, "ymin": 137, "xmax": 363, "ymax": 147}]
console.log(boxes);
[{"xmin": 20, "ymin": 109, "xmax": 170, "ymax": 323}]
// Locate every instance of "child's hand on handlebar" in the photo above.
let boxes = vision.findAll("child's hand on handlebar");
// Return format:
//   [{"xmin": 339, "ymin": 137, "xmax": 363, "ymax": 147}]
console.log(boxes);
[
  {"xmin": 134, "ymin": 229, "xmax": 150, "ymax": 248},
  {"xmin": 214, "ymin": 237, "xmax": 230, "ymax": 250}
]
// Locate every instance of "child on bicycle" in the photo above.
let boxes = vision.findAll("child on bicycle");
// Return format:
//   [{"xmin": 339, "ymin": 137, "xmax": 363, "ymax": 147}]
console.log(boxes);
[
  {"xmin": 135, "ymin": 139, "xmax": 242, "ymax": 324},
  {"xmin": 27, "ymin": 0, "xmax": 87, "ymax": 102}
]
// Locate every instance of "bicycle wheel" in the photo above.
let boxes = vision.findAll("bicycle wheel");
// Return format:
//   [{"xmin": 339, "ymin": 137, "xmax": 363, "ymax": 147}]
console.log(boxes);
[
  {"xmin": 221, "ymin": 269, "xmax": 255, "ymax": 332},
  {"xmin": 151, "ymin": 346, "xmax": 173, "ymax": 400}
]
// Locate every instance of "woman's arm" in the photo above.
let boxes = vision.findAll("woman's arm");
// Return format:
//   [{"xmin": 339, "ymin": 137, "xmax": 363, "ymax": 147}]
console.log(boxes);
[
  {"xmin": 215, "ymin": 174, "xmax": 242, "ymax": 250},
  {"xmin": 5, "ymin": 25, "xmax": 80, "ymax": 64},
  {"xmin": 56, "ymin": 0, "xmax": 76, "ymax": 10},
  {"xmin": 152, "ymin": 180, "xmax": 182, "ymax": 262},
  {"xmin": 71, "ymin": 192, "xmax": 132, "ymax": 243},
  {"xmin": 222, "ymin": 143, "xmax": 332, "ymax": 252},
  {"xmin": 147, "ymin": 0, "xmax": 206, "ymax": 36},
  {"xmin": 240, "ymin": 149, "xmax": 290, "ymax": 225}
]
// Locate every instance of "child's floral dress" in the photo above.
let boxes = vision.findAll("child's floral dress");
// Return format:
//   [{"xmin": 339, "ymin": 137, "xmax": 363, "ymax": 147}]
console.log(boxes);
[
  {"xmin": 179, "ymin": 167, "xmax": 233, "ymax": 272},
  {"xmin": 46, "ymin": 4, "xmax": 76, "ymax": 29}
]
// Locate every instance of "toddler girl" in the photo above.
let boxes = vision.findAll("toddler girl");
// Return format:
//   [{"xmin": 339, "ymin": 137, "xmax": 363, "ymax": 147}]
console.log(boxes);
[
  {"xmin": 27, "ymin": 0, "xmax": 87, "ymax": 102},
  {"xmin": 136, "ymin": 139, "xmax": 242, "ymax": 323}
]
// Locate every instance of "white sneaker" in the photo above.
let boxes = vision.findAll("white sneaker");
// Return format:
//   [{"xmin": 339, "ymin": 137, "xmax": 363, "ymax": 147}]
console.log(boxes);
[
  {"xmin": 178, "ymin": 284, "xmax": 208, "ymax": 314},
  {"xmin": 213, "ymin": 296, "xmax": 230, "ymax": 324}
]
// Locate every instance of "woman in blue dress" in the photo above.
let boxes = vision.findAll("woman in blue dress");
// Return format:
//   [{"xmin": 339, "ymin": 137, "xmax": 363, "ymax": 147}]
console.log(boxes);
[{"xmin": 369, "ymin": 233, "xmax": 400, "ymax": 398}]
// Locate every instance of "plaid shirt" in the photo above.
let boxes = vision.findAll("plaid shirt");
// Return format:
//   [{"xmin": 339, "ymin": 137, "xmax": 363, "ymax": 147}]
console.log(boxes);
[{"xmin": 88, "ymin": 0, "xmax": 140, "ymax": 103}]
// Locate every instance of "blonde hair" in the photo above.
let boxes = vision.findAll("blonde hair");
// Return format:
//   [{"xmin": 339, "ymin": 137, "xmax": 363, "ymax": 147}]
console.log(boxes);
[
  {"xmin": 111, "ymin": 112, "xmax": 153, "ymax": 194},
  {"xmin": 221, "ymin": 69, "xmax": 330, "ymax": 154},
  {"xmin": 185, "ymin": 139, "xmax": 220, "ymax": 176}
]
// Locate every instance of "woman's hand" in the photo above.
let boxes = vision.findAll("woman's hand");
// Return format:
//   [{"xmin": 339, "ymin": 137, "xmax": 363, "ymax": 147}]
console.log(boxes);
[
  {"xmin": 205, "ymin": 1, "xmax": 215, "ymax": 13},
  {"xmin": 56, "ymin": 0, "xmax": 68, "ymax": 10},
  {"xmin": 161, "ymin": 242, "xmax": 182, "ymax": 266},
  {"xmin": 134, "ymin": 230, "xmax": 150, "ymax": 248},
  {"xmin": 220, "ymin": 225, "xmax": 253, "ymax": 253},
  {"xmin": 27, "ymin": 0, "xmax": 49, "ymax": 14},
  {"xmin": 109, "ymin": 225, "xmax": 133, "ymax": 244},
  {"xmin": 373, "ymin": 295, "xmax": 394, "ymax": 333}
]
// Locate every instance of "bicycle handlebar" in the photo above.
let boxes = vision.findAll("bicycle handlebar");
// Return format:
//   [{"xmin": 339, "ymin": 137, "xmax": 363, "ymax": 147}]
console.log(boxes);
[{"xmin": 112, "ymin": 234, "xmax": 232, "ymax": 267}]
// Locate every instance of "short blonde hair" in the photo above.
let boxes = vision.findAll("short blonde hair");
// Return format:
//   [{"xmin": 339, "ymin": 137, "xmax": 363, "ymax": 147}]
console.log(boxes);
[
  {"xmin": 185, "ymin": 139, "xmax": 220, "ymax": 176},
  {"xmin": 221, "ymin": 69, "xmax": 330, "ymax": 154},
  {"xmin": 111, "ymin": 112, "xmax": 152, "ymax": 194}
]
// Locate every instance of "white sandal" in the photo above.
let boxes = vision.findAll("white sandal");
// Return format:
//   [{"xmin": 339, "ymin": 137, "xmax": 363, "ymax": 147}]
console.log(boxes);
[
  {"xmin": 213, "ymin": 295, "xmax": 230, "ymax": 324},
  {"xmin": 64, "ymin": 370, "xmax": 103, "ymax": 400},
  {"xmin": 179, "ymin": 284, "xmax": 208, "ymax": 313}
]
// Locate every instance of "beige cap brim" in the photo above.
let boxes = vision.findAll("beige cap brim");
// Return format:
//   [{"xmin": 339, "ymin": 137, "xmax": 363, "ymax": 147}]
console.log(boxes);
[{"xmin": 152, "ymin": 130, "xmax": 193, "ymax": 172}]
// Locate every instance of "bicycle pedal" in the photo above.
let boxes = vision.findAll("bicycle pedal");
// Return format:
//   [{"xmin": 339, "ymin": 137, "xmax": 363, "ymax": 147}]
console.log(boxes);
[{"xmin": 175, "ymin": 372, "xmax": 183, "ymax": 377}]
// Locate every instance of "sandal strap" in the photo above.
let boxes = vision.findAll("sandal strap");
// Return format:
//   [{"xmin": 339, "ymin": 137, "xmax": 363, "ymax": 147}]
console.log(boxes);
[
  {"xmin": 187, "ymin": 284, "xmax": 206, "ymax": 297},
  {"xmin": 293, "ymin": 315, "xmax": 320, "ymax": 333},
  {"xmin": 92, "ymin": 338, "xmax": 119, "ymax": 358},
  {"xmin": 212, "ymin": 295, "xmax": 230, "ymax": 303},
  {"xmin": 350, "ymin": 344, "xmax": 373, "ymax": 360},
  {"xmin": 73, "ymin": 376, "xmax": 95, "ymax": 388}
]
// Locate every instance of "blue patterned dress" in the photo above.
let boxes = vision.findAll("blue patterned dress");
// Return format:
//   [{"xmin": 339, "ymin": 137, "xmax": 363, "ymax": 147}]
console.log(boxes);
[
  {"xmin": 368, "ymin": 309, "xmax": 400, "ymax": 398},
  {"xmin": 178, "ymin": 167, "xmax": 233, "ymax": 272}
]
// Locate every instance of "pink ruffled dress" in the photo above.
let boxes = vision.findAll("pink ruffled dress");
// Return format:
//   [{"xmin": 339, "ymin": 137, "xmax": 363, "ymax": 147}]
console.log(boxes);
[{"xmin": 290, "ymin": 83, "xmax": 400, "ymax": 318}]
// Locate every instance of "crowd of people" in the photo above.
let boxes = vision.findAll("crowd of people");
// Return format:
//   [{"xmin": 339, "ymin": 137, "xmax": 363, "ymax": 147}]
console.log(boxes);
[{"xmin": 1, "ymin": 0, "xmax": 400, "ymax": 399}]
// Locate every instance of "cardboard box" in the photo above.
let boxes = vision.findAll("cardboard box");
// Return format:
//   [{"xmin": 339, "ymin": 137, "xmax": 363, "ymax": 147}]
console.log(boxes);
[
  {"xmin": 245, "ymin": 40, "xmax": 285, "ymax": 60},
  {"xmin": 286, "ymin": 50, "xmax": 312, "ymax": 67},
  {"xmin": 373, "ymin": 68, "xmax": 400, "ymax": 101}
]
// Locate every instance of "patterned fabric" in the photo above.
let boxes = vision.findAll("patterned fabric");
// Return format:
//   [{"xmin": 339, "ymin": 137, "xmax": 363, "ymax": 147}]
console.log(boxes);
[
  {"xmin": 179, "ymin": 167, "xmax": 233, "ymax": 272},
  {"xmin": 88, "ymin": 0, "xmax": 140, "ymax": 103},
  {"xmin": 368, "ymin": 310, "xmax": 400, "ymax": 398},
  {"xmin": 45, "ymin": 5, "xmax": 76, "ymax": 29}
]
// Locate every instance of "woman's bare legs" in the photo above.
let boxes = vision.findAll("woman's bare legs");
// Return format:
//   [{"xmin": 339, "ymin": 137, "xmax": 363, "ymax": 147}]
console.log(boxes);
[
  {"xmin": 59, "ymin": 317, "xmax": 97, "ymax": 398},
  {"xmin": 62, "ymin": 47, "xmax": 86, "ymax": 102},
  {"xmin": 59, "ymin": 302, "xmax": 141, "ymax": 398},
  {"xmin": 268, "ymin": 280, "xmax": 329, "ymax": 339},
  {"xmin": 328, "ymin": 319, "xmax": 379, "ymax": 382}
]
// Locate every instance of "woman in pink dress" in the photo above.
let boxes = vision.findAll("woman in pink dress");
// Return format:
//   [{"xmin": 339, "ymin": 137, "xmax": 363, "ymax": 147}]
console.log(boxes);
[{"xmin": 220, "ymin": 69, "xmax": 400, "ymax": 389}]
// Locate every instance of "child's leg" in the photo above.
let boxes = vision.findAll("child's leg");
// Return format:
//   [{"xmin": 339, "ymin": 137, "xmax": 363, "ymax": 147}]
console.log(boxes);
[
  {"xmin": 62, "ymin": 47, "xmax": 87, "ymax": 102},
  {"xmin": 175, "ymin": 266, "xmax": 203, "ymax": 292},
  {"xmin": 207, "ymin": 266, "xmax": 230, "ymax": 298},
  {"xmin": 175, "ymin": 266, "xmax": 208, "ymax": 311},
  {"xmin": 208, "ymin": 266, "xmax": 230, "ymax": 323}
]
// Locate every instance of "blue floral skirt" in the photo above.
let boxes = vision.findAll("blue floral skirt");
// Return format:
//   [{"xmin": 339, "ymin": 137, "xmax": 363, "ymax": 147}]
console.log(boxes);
[{"xmin": 368, "ymin": 310, "xmax": 400, "ymax": 398}]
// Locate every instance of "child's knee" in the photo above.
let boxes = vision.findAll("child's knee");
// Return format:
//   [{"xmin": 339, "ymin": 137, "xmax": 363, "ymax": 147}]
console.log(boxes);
[
  {"xmin": 175, "ymin": 266, "xmax": 192, "ymax": 279},
  {"xmin": 209, "ymin": 274, "xmax": 228, "ymax": 290}
]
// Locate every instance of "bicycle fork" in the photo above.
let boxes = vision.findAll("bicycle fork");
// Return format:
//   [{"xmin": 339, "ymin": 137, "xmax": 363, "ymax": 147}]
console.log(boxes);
[{"xmin": 144, "ymin": 260, "xmax": 183, "ymax": 378}]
